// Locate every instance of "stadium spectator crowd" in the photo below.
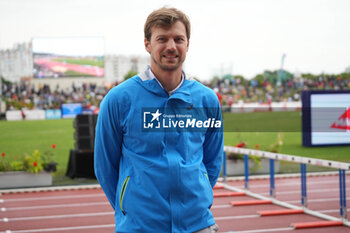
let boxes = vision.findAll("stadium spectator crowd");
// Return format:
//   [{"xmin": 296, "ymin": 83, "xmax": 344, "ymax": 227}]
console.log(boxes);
[
  {"xmin": 1, "ymin": 74, "xmax": 349, "ymax": 112},
  {"xmin": 208, "ymin": 74, "xmax": 350, "ymax": 107},
  {"xmin": 1, "ymin": 81, "xmax": 110, "ymax": 111}
]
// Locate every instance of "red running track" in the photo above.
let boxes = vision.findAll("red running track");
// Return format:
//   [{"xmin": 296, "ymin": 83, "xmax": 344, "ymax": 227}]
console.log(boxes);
[
  {"xmin": 1, "ymin": 172, "xmax": 350, "ymax": 233},
  {"xmin": 35, "ymin": 58, "xmax": 104, "ymax": 77}
]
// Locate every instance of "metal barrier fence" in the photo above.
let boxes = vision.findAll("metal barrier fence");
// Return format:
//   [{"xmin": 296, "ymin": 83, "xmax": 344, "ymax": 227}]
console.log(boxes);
[{"xmin": 223, "ymin": 146, "xmax": 350, "ymax": 223}]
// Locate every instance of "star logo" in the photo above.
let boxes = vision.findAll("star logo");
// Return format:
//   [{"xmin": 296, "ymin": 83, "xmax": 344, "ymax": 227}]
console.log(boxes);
[
  {"xmin": 143, "ymin": 109, "xmax": 162, "ymax": 129},
  {"xmin": 151, "ymin": 109, "xmax": 162, "ymax": 122}
]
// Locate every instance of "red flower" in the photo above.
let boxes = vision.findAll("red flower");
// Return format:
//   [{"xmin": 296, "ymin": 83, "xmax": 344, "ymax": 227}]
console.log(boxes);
[
  {"xmin": 255, "ymin": 144, "xmax": 260, "ymax": 149},
  {"xmin": 236, "ymin": 142, "xmax": 246, "ymax": 148},
  {"xmin": 51, "ymin": 144, "xmax": 56, "ymax": 149},
  {"xmin": 33, "ymin": 162, "xmax": 38, "ymax": 167},
  {"xmin": 1, "ymin": 153, "xmax": 5, "ymax": 157}
]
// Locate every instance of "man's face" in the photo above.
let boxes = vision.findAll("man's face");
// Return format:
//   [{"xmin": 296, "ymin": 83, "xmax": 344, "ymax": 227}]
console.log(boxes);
[{"xmin": 145, "ymin": 21, "xmax": 189, "ymax": 72}]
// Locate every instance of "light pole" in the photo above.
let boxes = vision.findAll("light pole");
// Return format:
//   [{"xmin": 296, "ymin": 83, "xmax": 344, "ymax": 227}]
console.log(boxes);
[{"xmin": 276, "ymin": 54, "xmax": 286, "ymax": 97}]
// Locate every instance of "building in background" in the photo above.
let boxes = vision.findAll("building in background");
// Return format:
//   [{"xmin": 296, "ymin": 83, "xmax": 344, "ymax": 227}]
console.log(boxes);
[
  {"xmin": 0, "ymin": 41, "xmax": 149, "ymax": 90},
  {"xmin": 105, "ymin": 54, "xmax": 149, "ymax": 84},
  {"xmin": 0, "ymin": 43, "xmax": 33, "ymax": 83}
]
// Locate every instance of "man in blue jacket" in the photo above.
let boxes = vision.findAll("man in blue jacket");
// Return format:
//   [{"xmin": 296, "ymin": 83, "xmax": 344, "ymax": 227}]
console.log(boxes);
[{"xmin": 94, "ymin": 7, "xmax": 223, "ymax": 233}]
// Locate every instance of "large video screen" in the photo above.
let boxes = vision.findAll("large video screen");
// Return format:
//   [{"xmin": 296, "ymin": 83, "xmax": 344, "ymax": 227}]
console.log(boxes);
[
  {"xmin": 302, "ymin": 90, "xmax": 350, "ymax": 146},
  {"xmin": 32, "ymin": 37, "xmax": 104, "ymax": 78}
]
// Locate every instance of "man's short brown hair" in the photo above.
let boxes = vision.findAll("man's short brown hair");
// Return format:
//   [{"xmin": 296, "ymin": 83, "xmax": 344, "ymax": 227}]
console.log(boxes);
[{"xmin": 144, "ymin": 7, "xmax": 191, "ymax": 41}]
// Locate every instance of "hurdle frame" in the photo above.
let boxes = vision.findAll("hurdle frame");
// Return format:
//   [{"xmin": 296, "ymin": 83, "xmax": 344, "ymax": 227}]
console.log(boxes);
[{"xmin": 223, "ymin": 146, "xmax": 350, "ymax": 224}]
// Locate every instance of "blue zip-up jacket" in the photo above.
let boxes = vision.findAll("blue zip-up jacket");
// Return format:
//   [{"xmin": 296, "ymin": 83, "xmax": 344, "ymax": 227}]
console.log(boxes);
[{"xmin": 94, "ymin": 68, "xmax": 224, "ymax": 233}]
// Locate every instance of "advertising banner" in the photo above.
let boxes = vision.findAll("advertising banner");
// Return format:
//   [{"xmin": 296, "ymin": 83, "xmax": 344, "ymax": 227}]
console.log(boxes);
[
  {"xmin": 6, "ymin": 110, "xmax": 46, "ymax": 121},
  {"xmin": 62, "ymin": 103, "xmax": 82, "ymax": 119},
  {"xmin": 46, "ymin": 109, "xmax": 62, "ymax": 119}
]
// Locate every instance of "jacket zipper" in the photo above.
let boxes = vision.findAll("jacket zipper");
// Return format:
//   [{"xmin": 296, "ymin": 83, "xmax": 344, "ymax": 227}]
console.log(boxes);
[
  {"xmin": 204, "ymin": 172, "xmax": 212, "ymax": 188},
  {"xmin": 204, "ymin": 172, "xmax": 209, "ymax": 181},
  {"xmin": 120, "ymin": 176, "xmax": 130, "ymax": 215}
]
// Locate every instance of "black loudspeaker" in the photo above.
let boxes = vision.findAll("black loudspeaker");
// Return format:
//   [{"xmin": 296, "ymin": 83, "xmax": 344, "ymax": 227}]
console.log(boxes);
[
  {"xmin": 74, "ymin": 114, "xmax": 97, "ymax": 126},
  {"xmin": 74, "ymin": 114, "xmax": 98, "ymax": 152},
  {"xmin": 66, "ymin": 149, "xmax": 96, "ymax": 179}
]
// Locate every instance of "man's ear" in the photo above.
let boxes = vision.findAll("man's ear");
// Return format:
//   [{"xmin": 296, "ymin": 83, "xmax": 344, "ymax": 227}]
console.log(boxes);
[
  {"xmin": 144, "ymin": 38, "xmax": 151, "ymax": 53},
  {"xmin": 186, "ymin": 39, "xmax": 190, "ymax": 51}
]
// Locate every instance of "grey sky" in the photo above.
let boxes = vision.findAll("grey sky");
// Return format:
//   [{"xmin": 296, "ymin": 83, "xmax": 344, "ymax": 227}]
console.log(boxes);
[{"xmin": 1, "ymin": 0, "xmax": 350, "ymax": 80}]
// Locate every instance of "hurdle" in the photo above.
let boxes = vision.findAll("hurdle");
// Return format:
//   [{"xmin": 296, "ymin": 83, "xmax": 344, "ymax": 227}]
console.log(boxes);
[{"xmin": 222, "ymin": 146, "xmax": 350, "ymax": 225}]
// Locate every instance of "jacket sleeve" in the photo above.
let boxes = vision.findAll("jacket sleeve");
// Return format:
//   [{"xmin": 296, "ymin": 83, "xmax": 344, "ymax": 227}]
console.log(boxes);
[
  {"xmin": 203, "ymin": 102, "xmax": 224, "ymax": 188},
  {"xmin": 94, "ymin": 91, "xmax": 123, "ymax": 209}
]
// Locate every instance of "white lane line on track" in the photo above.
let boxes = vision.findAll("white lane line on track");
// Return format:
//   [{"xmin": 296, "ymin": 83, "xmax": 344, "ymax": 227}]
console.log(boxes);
[
  {"xmin": 0, "ymin": 216, "xmax": 266, "ymax": 233},
  {"xmin": 211, "ymin": 204, "xmax": 232, "ymax": 209},
  {"xmin": 2, "ymin": 224, "xmax": 115, "ymax": 233},
  {"xmin": 1, "ymin": 211, "xmax": 114, "ymax": 222},
  {"xmin": 0, "ymin": 184, "xmax": 101, "ymax": 194},
  {"xmin": 3, "ymin": 202, "xmax": 227, "ymax": 212},
  {"xmin": 287, "ymin": 197, "xmax": 340, "ymax": 204},
  {"xmin": 1, "ymin": 193, "xmax": 106, "ymax": 202},
  {"xmin": 2, "ymin": 201, "xmax": 109, "ymax": 211},
  {"xmin": 0, "ymin": 211, "xmax": 259, "ymax": 223},
  {"xmin": 256, "ymin": 208, "xmax": 349, "ymax": 215},
  {"xmin": 223, "ymin": 227, "xmax": 293, "ymax": 233},
  {"xmin": 215, "ymin": 214, "xmax": 260, "ymax": 221},
  {"xmin": 319, "ymin": 208, "xmax": 350, "ymax": 214}
]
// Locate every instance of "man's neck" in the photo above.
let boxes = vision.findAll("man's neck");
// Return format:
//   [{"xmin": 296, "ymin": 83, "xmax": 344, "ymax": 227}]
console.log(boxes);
[{"xmin": 150, "ymin": 66, "xmax": 183, "ymax": 93}]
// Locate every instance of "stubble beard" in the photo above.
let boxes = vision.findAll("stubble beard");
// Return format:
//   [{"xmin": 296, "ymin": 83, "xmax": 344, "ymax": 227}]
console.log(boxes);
[{"xmin": 152, "ymin": 53, "xmax": 184, "ymax": 72}]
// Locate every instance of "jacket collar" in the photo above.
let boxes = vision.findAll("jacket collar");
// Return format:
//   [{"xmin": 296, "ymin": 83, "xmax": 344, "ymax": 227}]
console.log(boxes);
[
  {"xmin": 137, "ymin": 66, "xmax": 193, "ymax": 103},
  {"xmin": 138, "ymin": 65, "xmax": 193, "ymax": 82}
]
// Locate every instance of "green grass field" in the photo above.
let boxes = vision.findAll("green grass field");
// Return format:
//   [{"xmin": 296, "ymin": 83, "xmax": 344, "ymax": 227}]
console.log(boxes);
[
  {"xmin": 0, "ymin": 119, "xmax": 80, "ymax": 185},
  {"xmin": 223, "ymin": 111, "xmax": 302, "ymax": 133},
  {"xmin": 223, "ymin": 111, "xmax": 350, "ymax": 161},
  {"xmin": 53, "ymin": 58, "xmax": 104, "ymax": 68},
  {"xmin": 65, "ymin": 70, "xmax": 96, "ymax": 77},
  {"xmin": 0, "ymin": 112, "xmax": 349, "ymax": 185}
]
